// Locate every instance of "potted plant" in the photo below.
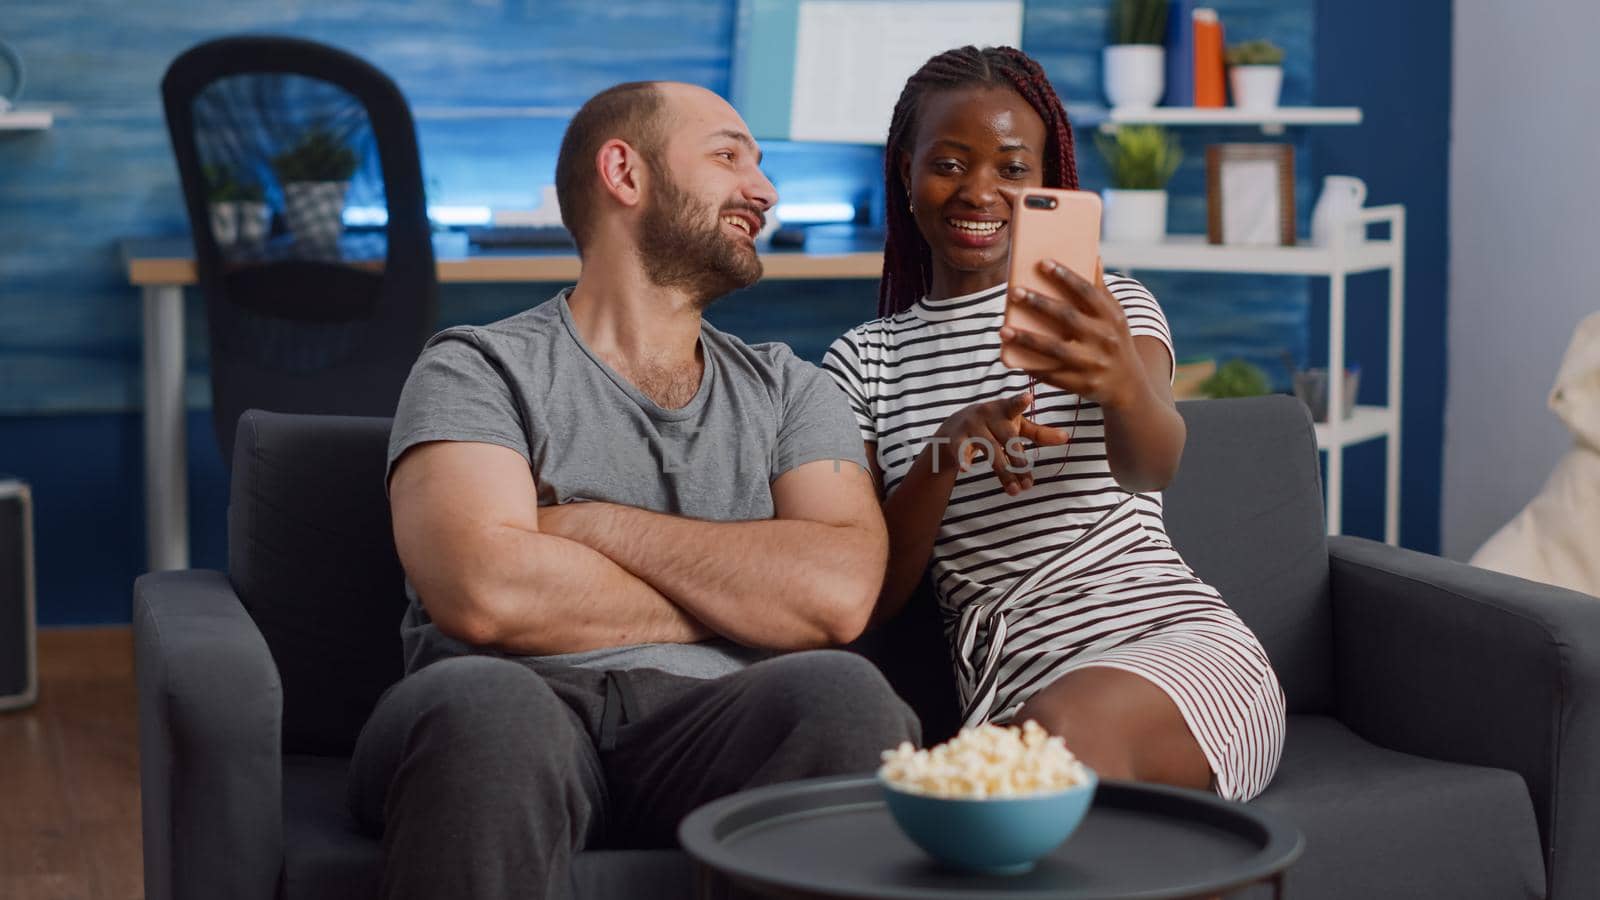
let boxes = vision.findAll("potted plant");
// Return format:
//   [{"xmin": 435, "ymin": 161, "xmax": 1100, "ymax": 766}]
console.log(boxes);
[
  {"xmin": 1095, "ymin": 125, "xmax": 1181, "ymax": 243},
  {"xmin": 1199, "ymin": 358, "xmax": 1272, "ymax": 399},
  {"xmin": 233, "ymin": 178, "xmax": 270, "ymax": 248},
  {"xmin": 271, "ymin": 126, "xmax": 359, "ymax": 247},
  {"xmin": 1225, "ymin": 39, "xmax": 1285, "ymax": 112},
  {"xmin": 204, "ymin": 165, "xmax": 269, "ymax": 249},
  {"xmin": 1103, "ymin": 0, "xmax": 1168, "ymax": 111}
]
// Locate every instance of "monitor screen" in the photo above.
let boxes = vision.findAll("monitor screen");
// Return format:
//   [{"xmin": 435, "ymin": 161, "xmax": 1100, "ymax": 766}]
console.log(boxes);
[{"xmin": 732, "ymin": 0, "xmax": 1024, "ymax": 144}]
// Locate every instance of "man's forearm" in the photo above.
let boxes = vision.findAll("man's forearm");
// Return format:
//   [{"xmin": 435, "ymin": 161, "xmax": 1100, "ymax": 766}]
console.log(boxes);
[
  {"xmin": 538, "ymin": 503, "xmax": 884, "ymax": 650},
  {"xmin": 426, "ymin": 525, "xmax": 714, "ymax": 655}
]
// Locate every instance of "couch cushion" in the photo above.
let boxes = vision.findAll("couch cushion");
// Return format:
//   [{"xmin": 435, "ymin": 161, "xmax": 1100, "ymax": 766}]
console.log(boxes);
[
  {"xmin": 1247, "ymin": 715, "xmax": 1545, "ymax": 899},
  {"xmin": 571, "ymin": 850, "xmax": 695, "ymax": 900},
  {"xmin": 1167, "ymin": 397, "xmax": 1334, "ymax": 714},
  {"xmin": 230, "ymin": 412, "xmax": 409, "ymax": 756},
  {"xmin": 283, "ymin": 756, "xmax": 380, "ymax": 900},
  {"xmin": 283, "ymin": 756, "xmax": 695, "ymax": 900}
]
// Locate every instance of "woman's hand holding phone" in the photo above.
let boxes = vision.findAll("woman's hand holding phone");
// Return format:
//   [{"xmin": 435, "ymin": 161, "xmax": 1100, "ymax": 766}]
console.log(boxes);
[
  {"xmin": 999, "ymin": 258, "xmax": 1148, "ymax": 411},
  {"xmin": 931, "ymin": 392, "xmax": 1069, "ymax": 496}
]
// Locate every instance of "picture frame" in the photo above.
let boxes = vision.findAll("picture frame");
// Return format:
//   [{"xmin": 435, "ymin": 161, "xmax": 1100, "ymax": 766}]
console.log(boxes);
[{"xmin": 1206, "ymin": 143, "xmax": 1296, "ymax": 246}]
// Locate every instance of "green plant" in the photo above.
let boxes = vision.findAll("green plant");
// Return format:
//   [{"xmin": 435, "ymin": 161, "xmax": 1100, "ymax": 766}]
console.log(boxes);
[
  {"xmin": 1094, "ymin": 125, "xmax": 1182, "ymax": 190},
  {"xmin": 1199, "ymin": 359, "xmax": 1272, "ymax": 398},
  {"xmin": 232, "ymin": 179, "xmax": 265, "ymax": 203},
  {"xmin": 1107, "ymin": 0, "xmax": 1169, "ymax": 45},
  {"xmin": 270, "ymin": 126, "xmax": 359, "ymax": 183},
  {"xmin": 203, "ymin": 165, "xmax": 265, "ymax": 204},
  {"xmin": 1225, "ymin": 39, "xmax": 1285, "ymax": 66}
]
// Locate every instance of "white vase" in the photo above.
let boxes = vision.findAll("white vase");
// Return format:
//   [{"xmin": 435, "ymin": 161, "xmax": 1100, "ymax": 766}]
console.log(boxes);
[
  {"xmin": 1229, "ymin": 65, "xmax": 1283, "ymax": 111},
  {"xmin": 236, "ymin": 202, "xmax": 270, "ymax": 249},
  {"xmin": 283, "ymin": 181, "xmax": 349, "ymax": 248},
  {"xmin": 1102, "ymin": 188, "xmax": 1168, "ymax": 243},
  {"xmin": 208, "ymin": 202, "xmax": 239, "ymax": 247},
  {"xmin": 1310, "ymin": 175, "xmax": 1368, "ymax": 247},
  {"xmin": 1103, "ymin": 45, "xmax": 1166, "ymax": 111}
]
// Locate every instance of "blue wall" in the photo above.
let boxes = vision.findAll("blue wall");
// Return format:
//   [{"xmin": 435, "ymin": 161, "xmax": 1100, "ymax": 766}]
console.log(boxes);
[
  {"xmin": 1, "ymin": 0, "xmax": 1389, "ymax": 625},
  {"xmin": 1311, "ymin": 0, "xmax": 1451, "ymax": 553}
]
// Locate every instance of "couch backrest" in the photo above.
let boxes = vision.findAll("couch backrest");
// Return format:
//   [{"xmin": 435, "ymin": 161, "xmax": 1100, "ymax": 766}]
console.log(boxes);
[
  {"xmin": 1165, "ymin": 396, "xmax": 1333, "ymax": 713},
  {"xmin": 232, "ymin": 396, "xmax": 1335, "ymax": 757},
  {"xmin": 229, "ymin": 410, "xmax": 407, "ymax": 756}
]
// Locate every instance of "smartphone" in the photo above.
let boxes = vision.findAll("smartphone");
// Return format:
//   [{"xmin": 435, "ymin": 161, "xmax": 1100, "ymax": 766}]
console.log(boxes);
[{"xmin": 1001, "ymin": 188, "xmax": 1102, "ymax": 372}]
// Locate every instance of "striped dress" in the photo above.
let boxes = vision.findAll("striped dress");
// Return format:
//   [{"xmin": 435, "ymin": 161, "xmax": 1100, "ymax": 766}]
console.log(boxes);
[{"xmin": 822, "ymin": 277, "xmax": 1286, "ymax": 802}]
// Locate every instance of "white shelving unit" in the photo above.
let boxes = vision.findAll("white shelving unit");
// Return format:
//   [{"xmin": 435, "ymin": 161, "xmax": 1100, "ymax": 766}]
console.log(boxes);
[
  {"xmin": 1069, "ymin": 105, "xmax": 1362, "ymax": 135},
  {"xmin": 1109, "ymin": 106, "xmax": 1361, "ymax": 135},
  {"xmin": 1104, "ymin": 204, "xmax": 1406, "ymax": 544},
  {"xmin": 0, "ymin": 110, "xmax": 53, "ymax": 131}
]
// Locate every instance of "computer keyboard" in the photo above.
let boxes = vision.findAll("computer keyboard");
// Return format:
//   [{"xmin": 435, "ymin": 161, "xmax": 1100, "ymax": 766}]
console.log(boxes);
[{"xmin": 464, "ymin": 225, "xmax": 576, "ymax": 249}]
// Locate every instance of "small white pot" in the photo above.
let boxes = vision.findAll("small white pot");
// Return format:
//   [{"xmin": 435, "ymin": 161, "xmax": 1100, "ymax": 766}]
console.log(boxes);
[
  {"xmin": 1102, "ymin": 188, "xmax": 1168, "ymax": 243},
  {"xmin": 1103, "ymin": 45, "xmax": 1166, "ymax": 111},
  {"xmin": 1229, "ymin": 65, "xmax": 1283, "ymax": 111},
  {"xmin": 208, "ymin": 202, "xmax": 239, "ymax": 246},
  {"xmin": 236, "ymin": 202, "xmax": 270, "ymax": 248},
  {"xmin": 283, "ymin": 180, "xmax": 349, "ymax": 248}
]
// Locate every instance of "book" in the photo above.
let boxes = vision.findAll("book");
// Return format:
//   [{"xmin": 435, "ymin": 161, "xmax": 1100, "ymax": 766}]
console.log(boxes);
[
  {"xmin": 1164, "ymin": 0, "xmax": 1197, "ymax": 107},
  {"xmin": 1193, "ymin": 7, "xmax": 1226, "ymax": 108}
]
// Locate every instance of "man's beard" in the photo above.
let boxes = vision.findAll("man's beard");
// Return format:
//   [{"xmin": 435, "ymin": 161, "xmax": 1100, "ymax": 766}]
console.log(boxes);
[{"xmin": 635, "ymin": 166, "xmax": 764, "ymax": 308}]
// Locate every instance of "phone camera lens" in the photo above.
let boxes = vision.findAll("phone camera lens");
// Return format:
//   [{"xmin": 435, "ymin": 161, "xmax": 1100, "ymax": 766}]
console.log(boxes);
[{"xmin": 1025, "ymin": 195, "xmax": 1057, "ymax": 210}]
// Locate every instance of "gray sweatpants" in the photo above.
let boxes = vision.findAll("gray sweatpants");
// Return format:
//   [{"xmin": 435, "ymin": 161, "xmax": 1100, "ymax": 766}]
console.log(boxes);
[{"xmin": 347, "ymin": 649, "xmax": 921, "ymax": 900}]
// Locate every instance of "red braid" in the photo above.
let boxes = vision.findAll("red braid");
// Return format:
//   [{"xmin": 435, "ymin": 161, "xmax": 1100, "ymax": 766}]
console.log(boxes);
[{"xmin": 879, "ymin": 46, "xmax": 1080, "ymax": 318}]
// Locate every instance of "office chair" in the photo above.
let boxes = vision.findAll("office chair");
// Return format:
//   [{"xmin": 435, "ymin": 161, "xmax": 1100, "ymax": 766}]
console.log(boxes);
[{"xmin": 161, "ymin": 35, "xmax": 437, "ymax": 467}]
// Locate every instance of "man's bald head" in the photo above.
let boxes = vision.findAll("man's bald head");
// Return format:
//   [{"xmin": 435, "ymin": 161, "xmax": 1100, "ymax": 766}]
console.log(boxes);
[{"xmin": 554, "ymin": 81, "xmax": 670, "ymax": 254}]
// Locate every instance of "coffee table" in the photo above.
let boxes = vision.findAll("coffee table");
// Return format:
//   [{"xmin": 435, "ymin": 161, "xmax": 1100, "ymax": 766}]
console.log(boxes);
[{"xmin": 679, "ymin": 775, "xmax": 1303, "ymax": 899}]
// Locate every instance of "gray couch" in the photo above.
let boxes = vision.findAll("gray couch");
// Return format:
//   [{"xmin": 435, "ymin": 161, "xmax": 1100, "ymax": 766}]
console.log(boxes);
[{"xmin": 134, "ymin": 396, "xmax": 1600, "ymax": 900}]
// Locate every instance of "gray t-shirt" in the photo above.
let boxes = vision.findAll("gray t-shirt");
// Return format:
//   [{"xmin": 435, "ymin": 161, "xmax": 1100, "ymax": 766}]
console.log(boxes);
[{"xmin": 388, "ymin": 288, "xmax": 869, "ymax": 678}]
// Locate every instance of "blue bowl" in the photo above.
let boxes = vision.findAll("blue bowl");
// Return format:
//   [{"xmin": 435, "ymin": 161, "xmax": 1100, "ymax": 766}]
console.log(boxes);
[{"xmin": 880, "ymin": 771, "xmax": 1099, "ymax": 874}]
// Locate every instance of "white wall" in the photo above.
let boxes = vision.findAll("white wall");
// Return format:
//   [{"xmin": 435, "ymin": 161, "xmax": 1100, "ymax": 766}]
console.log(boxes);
[{"xmin": 1444, "ymin": 0, "xmax": 1600, "ymax": 560}]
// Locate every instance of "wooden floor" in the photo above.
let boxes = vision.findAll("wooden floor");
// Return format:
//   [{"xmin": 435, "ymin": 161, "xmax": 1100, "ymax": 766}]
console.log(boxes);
[{"xmin": 1, "ymin": 627, "xmax": 142, "ymax": 900}]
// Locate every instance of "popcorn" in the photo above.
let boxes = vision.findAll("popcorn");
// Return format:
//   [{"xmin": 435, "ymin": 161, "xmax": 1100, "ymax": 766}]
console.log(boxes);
[{"xmin": 878, "ymin": 720, "xmax": 1090, "ymax": 799}]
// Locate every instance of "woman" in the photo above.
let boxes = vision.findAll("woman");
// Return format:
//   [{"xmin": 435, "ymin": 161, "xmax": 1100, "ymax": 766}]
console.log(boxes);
[{"xmin": 822, "ymin": 45, "xmax": 1285, "ymax": 801}]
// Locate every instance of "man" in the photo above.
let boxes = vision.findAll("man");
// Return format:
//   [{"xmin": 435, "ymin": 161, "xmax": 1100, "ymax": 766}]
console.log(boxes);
[{"xmin": 346, "ymin": 81, "xmax": 920, "ymax": 899}]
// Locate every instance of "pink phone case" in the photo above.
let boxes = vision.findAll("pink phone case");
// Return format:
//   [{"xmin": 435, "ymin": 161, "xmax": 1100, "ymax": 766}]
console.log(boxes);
[{"xmin": 1001, "ymin": 189, "xmax": 1103, "ymax": 372}]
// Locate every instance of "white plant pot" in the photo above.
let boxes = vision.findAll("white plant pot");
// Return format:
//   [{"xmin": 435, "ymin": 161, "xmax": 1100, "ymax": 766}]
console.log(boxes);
[
  {"xmin": 208, "ymin": 202, "xmax": 238, "ymax": 247},
  {"xmin": 1103, "ymin": 45, "xmax": 1166, "ymax": 111},
  {"xmin": 283, "ymin": 181, "xmax": 349, "ymax": 248},
  {"xmin": 1229, "ymin": 65, "xmax": 1283, "ymax": 111},
  {"xmin": 235, "ymin": 201, "xmax": 270, "ymax": 248},
  {"xmin": 1102, "ymin": 189, "xmax": 1168, "ymax": 243}
]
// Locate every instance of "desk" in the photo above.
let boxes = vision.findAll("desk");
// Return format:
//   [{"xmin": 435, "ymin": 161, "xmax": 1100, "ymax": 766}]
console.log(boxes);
[{"xmin": 121, "ymin": 235, "xmax": 884, "ymax": 572}]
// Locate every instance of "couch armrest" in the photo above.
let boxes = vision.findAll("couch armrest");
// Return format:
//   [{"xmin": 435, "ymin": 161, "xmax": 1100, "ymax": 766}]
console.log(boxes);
[
  {"xmin": 134, "ymin": 570, "xmax": 284, "ymax": 900},
  {"xmin": 1330, "ymin": 535, "xmax": 1600, "ymax": 898}
]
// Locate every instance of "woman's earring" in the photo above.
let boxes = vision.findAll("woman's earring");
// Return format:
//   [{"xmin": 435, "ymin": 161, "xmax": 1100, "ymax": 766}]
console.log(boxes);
[{"xmin": 909, "ymin": 199, "xmax": 916, "ymax": 214}]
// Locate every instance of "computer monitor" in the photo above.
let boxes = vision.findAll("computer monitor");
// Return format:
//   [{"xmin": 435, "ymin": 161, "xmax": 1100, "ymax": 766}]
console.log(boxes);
[{"xmin": 731, "ymin": 0, "xmax": 1024, "ymax": 145}]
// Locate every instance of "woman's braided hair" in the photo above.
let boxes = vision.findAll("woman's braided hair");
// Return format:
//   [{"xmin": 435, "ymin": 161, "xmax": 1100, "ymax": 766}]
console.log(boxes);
[{"xmin": 879, "ymin": 46, "xmax": 1080, "ymax": 317}]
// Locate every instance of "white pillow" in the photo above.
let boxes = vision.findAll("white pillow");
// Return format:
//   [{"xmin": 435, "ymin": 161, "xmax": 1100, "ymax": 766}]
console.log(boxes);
[{"xmin": 1471, "ymin": 312, "xmax": 1600, "ymax": 598}]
